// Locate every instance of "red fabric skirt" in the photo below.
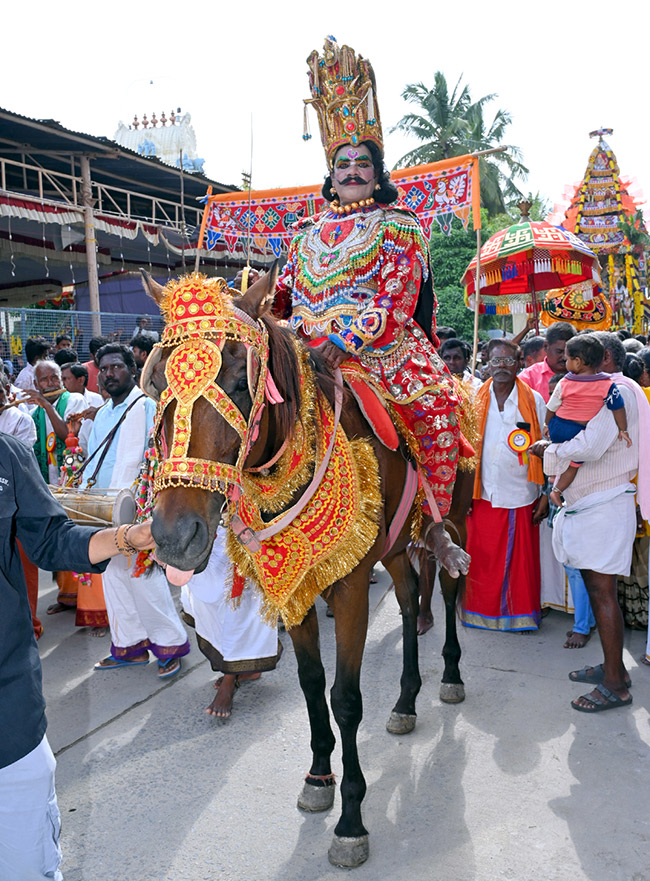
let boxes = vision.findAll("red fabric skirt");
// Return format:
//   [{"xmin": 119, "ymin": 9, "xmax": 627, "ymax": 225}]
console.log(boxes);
[{"xmin": 462, "ymin": 498, "xmax": 541, "ymax": 631}]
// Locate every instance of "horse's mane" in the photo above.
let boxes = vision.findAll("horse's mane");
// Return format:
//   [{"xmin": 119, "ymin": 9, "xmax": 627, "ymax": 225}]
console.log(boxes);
[{"xmin": 261, "ymin": 315, "xmax": 337, "ymax": 440}]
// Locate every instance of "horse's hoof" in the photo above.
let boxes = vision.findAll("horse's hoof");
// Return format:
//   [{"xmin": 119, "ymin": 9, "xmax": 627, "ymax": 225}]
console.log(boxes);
[
  {"xmin": 328, "ymin": 834, "xmax": 369, "ymax": 867},
  {"xmin": 440, "ymin": 682, "xmax": 465, "ymax": 703},
  {"xmin": 297, "ymin": 781, "xmax": 336, "ymax": 812},
  {"xmin": 386, "ymin": 711, "xmax": 417, "ymax": 735}
]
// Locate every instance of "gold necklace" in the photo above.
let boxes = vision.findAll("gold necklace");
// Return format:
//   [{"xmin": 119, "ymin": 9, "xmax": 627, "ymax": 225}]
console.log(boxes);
[{"xmin": 329, "ymin": 197, "xmax": 375, "ymax": 216}]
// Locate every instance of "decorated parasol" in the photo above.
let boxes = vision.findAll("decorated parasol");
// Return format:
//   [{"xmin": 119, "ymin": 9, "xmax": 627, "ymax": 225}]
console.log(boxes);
[
  {"xmin": 463, "ymin": 201, "xmax": 601, "ymax": 320},
  {"xmin": 540, "ymin": 280, "xmax": 612, "ymax": 332}
]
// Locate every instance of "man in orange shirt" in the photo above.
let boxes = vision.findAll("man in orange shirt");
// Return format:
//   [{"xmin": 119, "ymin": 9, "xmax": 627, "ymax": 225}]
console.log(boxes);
[{"xmin": 81, "ymin": 336, "xmax": 108, "ymax": 393}]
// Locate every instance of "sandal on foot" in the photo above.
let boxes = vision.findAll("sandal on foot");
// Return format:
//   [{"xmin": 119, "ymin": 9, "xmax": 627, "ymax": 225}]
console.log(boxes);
[
  {"xmin": 158, "ymin": 657, "xmax": 181, "ymax": 678},
  {"xmin": 571, "ymin": 683, "xmax": 633, "ymax": 713},
  {"xmin": 569, "ymin": 664, "xmax": 631, "ymax": 689},
  {"xmin": 94, "ymin": 655, "xmax": 149, "ymax": 670}
]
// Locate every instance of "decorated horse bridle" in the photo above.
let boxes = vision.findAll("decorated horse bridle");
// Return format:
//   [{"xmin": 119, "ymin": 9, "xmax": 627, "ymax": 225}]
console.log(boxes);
[{"xmin": 140, "ymin": 274, "xmax": 283, "ymax": 500}]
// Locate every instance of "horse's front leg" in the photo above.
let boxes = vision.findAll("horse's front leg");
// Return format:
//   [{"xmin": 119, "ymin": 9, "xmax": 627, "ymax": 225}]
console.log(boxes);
[
  {"xmin": 327, "ymin": 573, "xmax": 371, "ymax": 868},
  {"xmin": 289, "ymin": 604, "xmax": 337, "ymax": 813},
  {"xmin": 439, "ymin": 564, "xmax": 465, "ymax": 703},
  {"xmin": 383, "ymin": 549, "xmax": 421, "ymax": 734}
]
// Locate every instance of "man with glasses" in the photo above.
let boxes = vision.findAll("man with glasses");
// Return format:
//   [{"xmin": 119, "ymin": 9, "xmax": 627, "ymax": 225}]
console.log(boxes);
[{"xmin": 461, "ymin": 339, "xmax": 548, "ymax": 631}]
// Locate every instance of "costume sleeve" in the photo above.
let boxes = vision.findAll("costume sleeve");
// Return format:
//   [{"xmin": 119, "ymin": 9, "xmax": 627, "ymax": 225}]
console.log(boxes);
[
  {"xmin": 11, "ymin": 440, "xmax": 107, "ymax": 574},
  {"xmin": 605, "ymin": 382, "xmax": 625, "ymax": 411},
  {"xmin": 546, "ymin": 380, "xmax": 563, "ymax": 413},
  {"xmin": 328, "ymin": 213, "xmax": 429, "ymax": 354}
]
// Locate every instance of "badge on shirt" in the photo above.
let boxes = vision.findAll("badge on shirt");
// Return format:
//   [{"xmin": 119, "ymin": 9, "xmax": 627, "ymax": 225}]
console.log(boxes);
[
  {"xmin": 46, "ymin": 431, "xmax": 57, "ymax": 466},
  {"xmin": 507, "ymin": 427, "xmax": 531, "ymax": 465}
]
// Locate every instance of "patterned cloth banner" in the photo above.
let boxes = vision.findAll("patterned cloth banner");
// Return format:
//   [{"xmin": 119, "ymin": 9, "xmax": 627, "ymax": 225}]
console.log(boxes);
[{"xmin": 198, "ymin": 155, "xmax": 479, "ymax": 257}]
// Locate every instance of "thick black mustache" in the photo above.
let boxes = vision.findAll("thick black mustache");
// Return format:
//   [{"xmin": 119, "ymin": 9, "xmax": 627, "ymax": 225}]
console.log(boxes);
[{"xmin": 342, "ymin": 175, "xmax": 366, "ymax": 185}]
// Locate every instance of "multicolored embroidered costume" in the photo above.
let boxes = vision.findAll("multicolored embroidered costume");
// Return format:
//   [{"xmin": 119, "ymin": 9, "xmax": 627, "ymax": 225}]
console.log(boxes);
[{"xmin": 276, "ymin": 203, "xmax": 461, "ymax": 517}]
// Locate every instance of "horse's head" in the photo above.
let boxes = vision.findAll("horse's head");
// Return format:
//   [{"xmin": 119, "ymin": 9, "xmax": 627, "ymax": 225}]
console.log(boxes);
[{"xmin": 140, "ymin": 265, "xmax": 279, "ymax": 580}]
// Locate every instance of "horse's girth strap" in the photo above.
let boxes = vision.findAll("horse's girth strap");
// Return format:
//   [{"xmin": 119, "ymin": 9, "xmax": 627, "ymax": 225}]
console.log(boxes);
[
  {"xmin": 230, "ymin": 368, "xmax": 344, "ymax": 551},
  {"xmin": 383, "ymin": 462, "xmax": 419, "ymax": 557}
]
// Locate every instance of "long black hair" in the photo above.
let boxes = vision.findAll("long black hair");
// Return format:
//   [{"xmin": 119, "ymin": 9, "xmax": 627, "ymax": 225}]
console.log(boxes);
[{"xmin": 321, "ymin": 140, "xmax": 398, "ymax": 205}]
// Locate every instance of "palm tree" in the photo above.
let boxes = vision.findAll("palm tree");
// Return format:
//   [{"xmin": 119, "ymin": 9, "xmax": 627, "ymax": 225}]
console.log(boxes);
[
  {"xmin": 391, "ymin": 73, "xmax": 473, "ymax": 164},
  {"xmin": 392, "ymin": 72, "xmax": 528, "ymax": 217}
]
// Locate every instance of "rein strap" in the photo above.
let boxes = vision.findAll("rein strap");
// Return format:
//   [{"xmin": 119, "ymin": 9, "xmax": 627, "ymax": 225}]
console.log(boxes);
[{"xmin": 230, "ymin": 369, "xmax": 344, "ymax": 552}]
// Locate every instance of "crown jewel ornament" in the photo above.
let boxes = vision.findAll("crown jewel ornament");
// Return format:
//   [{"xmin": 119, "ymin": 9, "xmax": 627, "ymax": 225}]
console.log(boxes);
[{"xmin": 303, "ymin": 36, "xmax": 383, "ymax": 166}]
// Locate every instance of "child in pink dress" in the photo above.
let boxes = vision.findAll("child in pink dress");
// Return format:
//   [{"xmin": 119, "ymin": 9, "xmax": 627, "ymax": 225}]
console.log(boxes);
[{"xmin": 545, "ymin": 333, "xmax": 630, "ymax": 506}]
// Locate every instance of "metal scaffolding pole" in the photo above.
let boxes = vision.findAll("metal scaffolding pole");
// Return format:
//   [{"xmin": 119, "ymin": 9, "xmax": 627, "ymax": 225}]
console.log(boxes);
[{"xmin": 80, "ymin": 156, "xmax": 101, "ymax": 336}]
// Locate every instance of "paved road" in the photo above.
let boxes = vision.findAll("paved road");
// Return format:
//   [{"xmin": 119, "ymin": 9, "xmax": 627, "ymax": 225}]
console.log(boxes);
[{"xmin": 38, "ymin": 569, "xmax": 650, "ymax": 881}]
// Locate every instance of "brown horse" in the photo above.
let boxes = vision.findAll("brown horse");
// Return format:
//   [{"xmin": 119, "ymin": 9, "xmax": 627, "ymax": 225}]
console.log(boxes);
[{"xmin": 141, "ymin": 267, "xmax": 471, "ymax": 868}]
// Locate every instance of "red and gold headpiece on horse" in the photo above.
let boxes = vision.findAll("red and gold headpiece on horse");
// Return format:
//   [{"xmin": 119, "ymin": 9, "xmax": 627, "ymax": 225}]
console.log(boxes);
[{"xmin": 143, "ymin": 273, "xmax": 272, "ymax": 498}]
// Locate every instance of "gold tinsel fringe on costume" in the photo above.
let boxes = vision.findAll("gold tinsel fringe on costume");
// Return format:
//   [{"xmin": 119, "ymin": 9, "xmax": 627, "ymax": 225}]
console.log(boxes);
[
  {"xmin": 226, "ymin": 437, "xmax": 382, "ymax": 630},
  {"xmin": 455, "ymin": 378, "xmax": 479, "ymax": 472}
]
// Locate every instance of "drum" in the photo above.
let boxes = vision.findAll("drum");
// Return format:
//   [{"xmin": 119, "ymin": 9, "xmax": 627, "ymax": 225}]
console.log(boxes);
[{"xmin": 48, "ymin": 487, "xmax": 137, "ymax": 527}]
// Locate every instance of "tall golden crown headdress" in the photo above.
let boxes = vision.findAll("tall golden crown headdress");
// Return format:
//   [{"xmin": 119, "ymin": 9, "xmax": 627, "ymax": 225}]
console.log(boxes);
[{"xmin": 303, "ymin": 36, "xmax": 383, "ymax": 167}]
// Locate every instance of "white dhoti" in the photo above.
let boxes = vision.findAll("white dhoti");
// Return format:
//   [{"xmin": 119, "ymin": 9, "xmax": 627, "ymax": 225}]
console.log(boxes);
[
  {"xmin": 552, "ymin": 484, "xmax": 637, "ymax": 576},
  {"xmin": 103, "ymin": 556, "xmax": 190, "ymax": 660},
  {"xmin": 540, "ymin": 519, "xmax": 574, "ymax": 613},
  {"xmin": 181, "ymin": 532, "xmax": 279, "ymax": 674}
]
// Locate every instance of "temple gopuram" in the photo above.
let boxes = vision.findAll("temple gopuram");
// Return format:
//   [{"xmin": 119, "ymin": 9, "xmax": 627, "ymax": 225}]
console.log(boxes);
[{"xmin": 559, "ymin": 128, "xmax": 649, "ymax": 332}]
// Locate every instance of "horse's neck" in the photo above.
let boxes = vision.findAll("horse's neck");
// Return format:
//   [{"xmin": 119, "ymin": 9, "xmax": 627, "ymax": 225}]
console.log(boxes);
[{"xmin": 243, "ymin": 404, "xmax": 281, "ymax": 471}]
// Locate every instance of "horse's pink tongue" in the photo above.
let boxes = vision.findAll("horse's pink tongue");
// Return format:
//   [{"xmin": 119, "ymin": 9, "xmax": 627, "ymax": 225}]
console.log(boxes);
[{"xmin": 165, "ymin": 565, "xmax": 195, "ymax": 587}]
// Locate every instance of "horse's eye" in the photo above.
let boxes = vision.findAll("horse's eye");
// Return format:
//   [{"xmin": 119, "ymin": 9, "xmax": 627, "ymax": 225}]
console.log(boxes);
[{"xmin": 237, "ymin": 378, "xmax": 248, "ymax": 392}]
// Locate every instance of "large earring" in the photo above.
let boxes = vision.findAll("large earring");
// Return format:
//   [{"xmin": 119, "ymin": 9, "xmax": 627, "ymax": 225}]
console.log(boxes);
[
  {"xmin": 330, "ymin": 187, "xmax": 337, "ymax": 196},
  {"xmin": 374, "ymin": 183, "xmax": 381, "ymax": 191}
]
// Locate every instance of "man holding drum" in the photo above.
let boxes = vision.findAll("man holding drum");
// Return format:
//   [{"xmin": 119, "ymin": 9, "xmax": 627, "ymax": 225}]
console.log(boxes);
[{"xmin": 86, "ymin": 344, "xmax": 190, "ymax": 677}]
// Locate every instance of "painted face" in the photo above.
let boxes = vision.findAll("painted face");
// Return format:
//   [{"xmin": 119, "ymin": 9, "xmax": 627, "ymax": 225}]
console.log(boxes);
[{"xmin": 331, "ymin": 144, "xmax": 378, "ymax": 205}]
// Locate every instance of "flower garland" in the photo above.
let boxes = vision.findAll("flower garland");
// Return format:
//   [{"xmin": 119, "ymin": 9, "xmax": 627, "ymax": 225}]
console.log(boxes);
[{"xmin": 132, "ymin": 441, "xmax": 159, "ymax": 577}]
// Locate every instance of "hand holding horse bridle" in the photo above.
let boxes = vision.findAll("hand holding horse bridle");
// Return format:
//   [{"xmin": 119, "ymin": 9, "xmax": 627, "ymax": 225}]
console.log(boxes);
[{"xmin": 315, "ymin": 339, "xmax": 351, "ymax": 371}]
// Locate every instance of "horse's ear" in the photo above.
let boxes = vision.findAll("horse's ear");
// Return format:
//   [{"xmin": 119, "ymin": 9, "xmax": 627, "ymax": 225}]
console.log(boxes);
[
  {"xmin": 140, "ymin": 268, "xmax": 165, "ymax": 305},
  {"xmin": 238, "ymin": 261, "xmax": 279, "ymax": 319}
]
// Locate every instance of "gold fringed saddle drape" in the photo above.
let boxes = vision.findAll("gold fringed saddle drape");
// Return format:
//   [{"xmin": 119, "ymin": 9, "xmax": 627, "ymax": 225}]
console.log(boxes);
[{"xmin": 226, "ymin": 351, "xmax": 382, "ymax": 628}]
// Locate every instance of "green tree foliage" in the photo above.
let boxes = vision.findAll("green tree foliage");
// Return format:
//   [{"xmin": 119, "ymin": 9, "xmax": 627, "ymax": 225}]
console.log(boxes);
[
  {"xmin": 430, "ymin": 211, "xmax": 511, "ymax": 341},
  {"xmin": 393, "ymin": 72, "xmax": 528, "ymax": 217}
]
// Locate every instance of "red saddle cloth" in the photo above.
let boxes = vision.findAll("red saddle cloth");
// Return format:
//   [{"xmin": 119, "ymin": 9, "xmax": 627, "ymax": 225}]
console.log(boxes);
[{"xmin": 344, "ymin": 375, "xmax": 400, "ymax": 451}]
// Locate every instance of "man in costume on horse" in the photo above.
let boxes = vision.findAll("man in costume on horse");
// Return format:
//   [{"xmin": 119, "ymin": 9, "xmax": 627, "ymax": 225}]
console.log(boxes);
[{"xmin": 274, "ymin": 37, "xmax": 471, "ymax": 567}]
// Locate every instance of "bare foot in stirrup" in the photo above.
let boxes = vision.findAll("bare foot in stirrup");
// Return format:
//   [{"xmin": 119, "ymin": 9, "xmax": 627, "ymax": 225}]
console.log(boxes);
[
  {"xmin": 426, "ymin": 522, "xmax": 470, "ymax": 579},
  {"xmin": 417, "ymin": 611, "xmax": 434, "ymax": 636}
]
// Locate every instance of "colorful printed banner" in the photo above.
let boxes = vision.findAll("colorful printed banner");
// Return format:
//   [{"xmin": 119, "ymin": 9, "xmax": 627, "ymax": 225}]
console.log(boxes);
[{"xmin": 198, "ymin": 155, "xmax": 480, "ymax": 257}]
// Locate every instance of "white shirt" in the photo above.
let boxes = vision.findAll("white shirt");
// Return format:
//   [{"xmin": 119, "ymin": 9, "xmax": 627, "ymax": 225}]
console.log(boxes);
[
  {"xmin": 14, "ymin": 363, "xmax": 36, "ymax": 391},
  {"xmin": 480, "ymin": 382, "xmax": 546, "ymax": 509},
  {"xmin": 82, "ymin": 388, "xmax": 103, "ymax": 408},
  {"xmin": 462, "ymin": 369, "xmax": 483, "ymax": 394},
  {"xmin": 544, "ymin": 378, "xmax": 640, "ymax": 505},
  {"xmin": 0, "ymin": 406, "xmax": 37, "ymax": 447},
  {"xmin": 37, "ymin": 392, "xmax": 86, "ymax": 484}
]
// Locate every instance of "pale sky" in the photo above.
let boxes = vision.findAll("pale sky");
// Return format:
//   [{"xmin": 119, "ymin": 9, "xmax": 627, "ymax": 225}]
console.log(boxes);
[{"xmin": 5, "ymin": 0, "xmax": 648, "ymax": 218}]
